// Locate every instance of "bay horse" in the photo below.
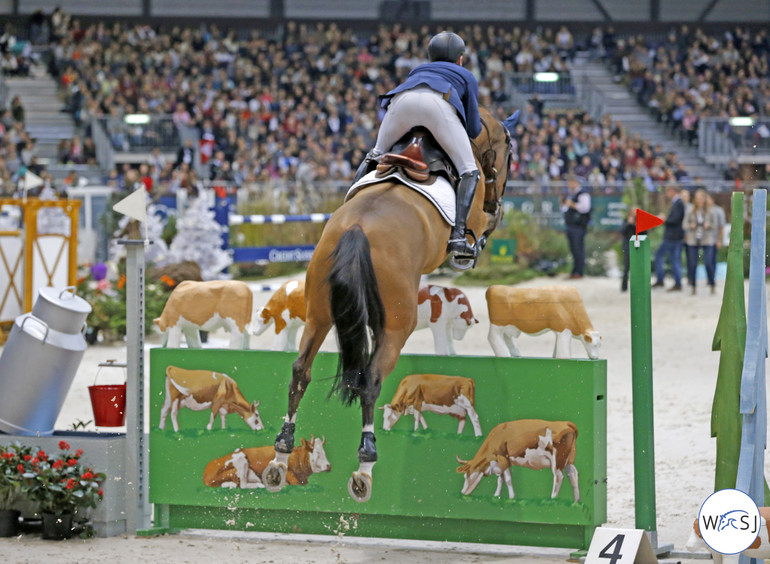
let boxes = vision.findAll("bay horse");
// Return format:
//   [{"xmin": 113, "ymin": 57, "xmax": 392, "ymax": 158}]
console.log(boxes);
[{"xmin": 262, "ymin": 107, "xmax": 515, "ymax": 502}]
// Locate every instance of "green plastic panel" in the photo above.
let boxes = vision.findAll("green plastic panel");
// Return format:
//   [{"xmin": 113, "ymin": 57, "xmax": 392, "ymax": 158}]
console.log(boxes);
[{"xmin": 149, "ymin": 349, "xmax": 606, "ymax": 549}]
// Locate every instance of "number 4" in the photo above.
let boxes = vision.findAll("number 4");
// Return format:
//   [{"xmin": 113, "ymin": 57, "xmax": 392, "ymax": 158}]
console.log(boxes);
[{"xmin": 598, "ymin": 534, "xmax": 625, "ymax": 564}]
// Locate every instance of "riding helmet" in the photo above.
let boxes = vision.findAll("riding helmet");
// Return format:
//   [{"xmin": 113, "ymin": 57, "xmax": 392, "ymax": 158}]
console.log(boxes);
[{"xmin": 428, "ymin": 31, "xmax": 466, "ymax": 63}]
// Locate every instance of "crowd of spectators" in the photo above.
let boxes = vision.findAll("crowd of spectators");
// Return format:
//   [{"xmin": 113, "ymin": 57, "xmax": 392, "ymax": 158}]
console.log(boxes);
[
  {"xmin": 511, "ymin": 108, "xmax": 692, "ymax": 189},
  {"xmin": 46, "ymin": 19, "xmax": 583, "ymax": 203},
  {"xmin": 611, "ymin": 26, "xmax": 770, "ymax": 146}
]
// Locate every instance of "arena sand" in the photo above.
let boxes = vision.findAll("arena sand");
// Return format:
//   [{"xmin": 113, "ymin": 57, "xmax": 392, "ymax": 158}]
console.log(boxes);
[{"xmin": 1, "ymin": 274, "xmax": 765, "ymax": 563}]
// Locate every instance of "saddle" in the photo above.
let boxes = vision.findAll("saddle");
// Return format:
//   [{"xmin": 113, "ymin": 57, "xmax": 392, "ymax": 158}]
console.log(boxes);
[{"xmin": 375, "ymin": 128, "xmax": 457, "ymax": 185}]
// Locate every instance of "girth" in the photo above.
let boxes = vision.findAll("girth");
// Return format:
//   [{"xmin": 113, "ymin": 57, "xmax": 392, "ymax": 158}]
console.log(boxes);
[{"xmin": 376, "ymin": 128, "xmax": 458, "ymax": 185}]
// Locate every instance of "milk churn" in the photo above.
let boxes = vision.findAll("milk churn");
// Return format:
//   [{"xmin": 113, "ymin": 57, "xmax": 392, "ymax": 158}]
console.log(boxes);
[{"xmin": 0, "ymin": 286, "xmax": 91, "ymax": 435}]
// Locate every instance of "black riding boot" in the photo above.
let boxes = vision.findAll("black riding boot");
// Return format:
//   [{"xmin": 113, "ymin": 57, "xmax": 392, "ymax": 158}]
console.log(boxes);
[
  {"xmin": 351, "ymin": 151, "xmax": 377, "ymax": 184},
  {"xmin": 447, "ymin": 170, "xmax": 481, "ymax": 268}
]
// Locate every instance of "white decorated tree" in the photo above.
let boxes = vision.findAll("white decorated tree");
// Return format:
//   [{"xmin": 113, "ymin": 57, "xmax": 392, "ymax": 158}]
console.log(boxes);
[{"xmin": 167, "ymin": 196, "xmax": 232, "ymax": 280}]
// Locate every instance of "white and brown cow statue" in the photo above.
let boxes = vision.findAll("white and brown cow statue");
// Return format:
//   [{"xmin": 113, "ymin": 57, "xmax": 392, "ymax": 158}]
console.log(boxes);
[
  {"xmin": 486, "ymin": 285, "xmax": 601, "ymax": 359},
  {"xmin": 253, "ymin": 280, "xmax": 306, "ymax": 351},
  {"xmin": 380, "ymin": 374, "xmax": 482, "ymax": 436},
  {"xmin": 154, "ymin": 280, "xmax": 253, "ymax": 349},
  {"xmin": 202, "ymin": 436, "xmax": 330, "ymax": 488},
  {"xmin": 159, "ymin": 366, "xmax": 263, "ymax": 432},
  {"xmin": 686, "ymin": 508, "xmax": 770, "ymax": 563},
  {"xmin": 456, "ymin": 419, "xmax": 580, "ymax": 501},
  {"xmin": 414, "ymin": 285, "xmax": 478, "ymax": 355}
]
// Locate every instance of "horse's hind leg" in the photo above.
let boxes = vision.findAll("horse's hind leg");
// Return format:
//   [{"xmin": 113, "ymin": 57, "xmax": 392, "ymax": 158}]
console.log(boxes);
[
  {"xmin": 348, "ymin": 328, "xmax": 410, "ymax": 502},
  {"xmin": 263, "ymin": 318, "xmax": 330, "ymax": 491}
]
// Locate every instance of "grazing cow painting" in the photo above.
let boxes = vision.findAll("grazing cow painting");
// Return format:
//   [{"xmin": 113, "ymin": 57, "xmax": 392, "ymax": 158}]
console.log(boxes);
[
  {"xmin": 159, "ymin": 366, "xmax": 263, "ymax": 432},
  {"xmin": 486, "ymin": 285, "xmax": 601, "ymax": 359},
  {"xmin": 380, "ymin": 374, "xmax": 482, "ymax": 436},
  {"xmin": 456, "ymin": 419, "xmax": 580, "ymax": 501},
  {"xmin": 686, "ymin": 507, "xmax": 770, "ymax": 563},
  {"xmin": 203, "ymin": 437, "xmax": 330, "ymax": 489},
  {"xmin": 414, "ymin": 285, "xmax": 478, "ymax": 355},
  {"xmin": 253, "ymin": 280, "xmax": 306, "ymax": 351},
  {"xmin": 154, "ymin": 280, "xmax": 253, "ymax": 349}
]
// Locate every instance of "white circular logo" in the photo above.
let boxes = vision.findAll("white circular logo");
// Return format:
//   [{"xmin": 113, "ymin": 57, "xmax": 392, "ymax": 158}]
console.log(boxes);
[{"xmin": 698, "ymin": 489, "xmax": 761, "ymax": 555}]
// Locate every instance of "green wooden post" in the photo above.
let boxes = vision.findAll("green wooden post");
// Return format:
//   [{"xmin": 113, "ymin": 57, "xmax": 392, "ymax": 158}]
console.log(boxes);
[
  {"xmin": 711, "ymin": 193, "xmax": 746, "ymax": 491},
  {"xmin": 629, "ymin": 235, "xmax": 657, "ymax": 537}
]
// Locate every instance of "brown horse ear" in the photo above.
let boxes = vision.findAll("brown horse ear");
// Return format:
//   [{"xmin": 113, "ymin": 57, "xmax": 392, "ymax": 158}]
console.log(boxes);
[
  {"xmin": 300, "ymin": 438, "xmax": 309, "ymax": 448},
  {"xmin": 322, "ymin": 435, "xmax": 326, "ymax": 445}
]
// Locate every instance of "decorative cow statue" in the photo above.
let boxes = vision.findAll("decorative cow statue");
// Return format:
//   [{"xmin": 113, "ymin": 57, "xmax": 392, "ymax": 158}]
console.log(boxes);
[
  {"xmin": 380, "ymin": 374, "xmax": 482, "ymax": 436},
  {"xmin": 486, "ymin": 285, "xmax": 601, "ymax": 359},
  {"xmin": 686, "ymin": 508, "xmax": 770, "ymax": 563},
  {"xmin": 253, "ymin": 280, "xmax": 306, "ymax": 351},
  {"xmin": 414, "ymin": 285, "xmax": 478, "ymax": 355},
  {"xmin": 159, "ymin": 366, "xmax": 263, "ymax": 432},
  {"xmin": 456, "ymin": 419, "xmax": 580, "ymax": 501},
  {"xmin": 202, "ymin": 437, "xmax": 330, "ymax": 488},
  {"xmin": 154, "ymin": 280, "xmax": 253, "ymax": 349}
]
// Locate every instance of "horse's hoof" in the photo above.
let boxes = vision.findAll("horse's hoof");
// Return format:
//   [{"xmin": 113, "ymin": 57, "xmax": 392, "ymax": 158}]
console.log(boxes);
[
  {"xmin": 450, "ymin": 255, "xmax": 476, "ymax": 271},
  {"xmin": 262, "ymin": 461, "xmax": 287, "ymax": 492},
  {"xmin": 348, "ymin": 472, "xmax": 372, "ymax": 503}
]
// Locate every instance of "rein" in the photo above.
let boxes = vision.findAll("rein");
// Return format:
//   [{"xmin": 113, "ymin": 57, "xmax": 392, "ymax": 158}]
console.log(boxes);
[{"xmin": 472, "ymin": 117, "xmax": 513, "ymax": 209}]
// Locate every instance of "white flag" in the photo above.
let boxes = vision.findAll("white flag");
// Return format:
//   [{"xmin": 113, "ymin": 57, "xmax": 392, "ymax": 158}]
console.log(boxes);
[
  {"xmin": 113, "ymin": 189, "xmax": 147, "ymax": 223},
  {"xmin": 24, "ymin": 170, "xmax": 44, "ymax": 190}
]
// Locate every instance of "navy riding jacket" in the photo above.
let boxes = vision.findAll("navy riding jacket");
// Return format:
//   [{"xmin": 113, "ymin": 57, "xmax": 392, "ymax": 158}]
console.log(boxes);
[{"xmin": 381, "ymin": 61, "xmax": 482, "ymax": 139}]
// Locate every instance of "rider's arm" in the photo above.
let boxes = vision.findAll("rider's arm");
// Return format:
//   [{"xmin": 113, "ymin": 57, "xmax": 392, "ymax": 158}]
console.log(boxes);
[{"xmin": 464, "ymin": 75, "xmax": 482, "ymax": 139}]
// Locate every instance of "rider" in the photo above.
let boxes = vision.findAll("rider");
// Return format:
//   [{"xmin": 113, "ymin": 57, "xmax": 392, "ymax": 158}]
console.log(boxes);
[{"xmin": 352, "ymin": 31, "xmax": 482, "ymax": 262}]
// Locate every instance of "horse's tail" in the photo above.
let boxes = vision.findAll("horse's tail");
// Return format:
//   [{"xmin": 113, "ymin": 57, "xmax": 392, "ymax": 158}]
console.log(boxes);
[{"xmin": 327, "ymin": 224, "xmax": 385, "ymax": 406}]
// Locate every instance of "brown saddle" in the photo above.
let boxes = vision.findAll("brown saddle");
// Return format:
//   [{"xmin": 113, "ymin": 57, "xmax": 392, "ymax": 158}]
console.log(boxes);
[{"xmin": 375, "ymin": 128, "xmax": 457, "ymax": 185}]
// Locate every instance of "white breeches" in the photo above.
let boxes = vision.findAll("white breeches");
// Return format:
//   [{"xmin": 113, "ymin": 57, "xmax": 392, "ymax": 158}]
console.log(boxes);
[{"xmin": 373, "ymin": 86, "xmax": 478, "ymax": 176}]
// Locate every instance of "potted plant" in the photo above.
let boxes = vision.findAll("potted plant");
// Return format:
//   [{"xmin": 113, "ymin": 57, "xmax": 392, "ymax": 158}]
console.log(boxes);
[
  {"xmin": 0, "ymin": 443, "xmax": 35, "ymax": 537},
  {"xmin": 25, "ymin": 441, "xmax": 105, "ymax": 540}
]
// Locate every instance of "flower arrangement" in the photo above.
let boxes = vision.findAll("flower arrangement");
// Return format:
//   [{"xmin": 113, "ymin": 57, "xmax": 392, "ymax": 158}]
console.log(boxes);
[
  {"xmin": 0, "ymin": 443, "xmax": 35, "ymax": 510},
  {"xmin": 24, "ymin": 441, "xmax": 105, "ymax": 516}
]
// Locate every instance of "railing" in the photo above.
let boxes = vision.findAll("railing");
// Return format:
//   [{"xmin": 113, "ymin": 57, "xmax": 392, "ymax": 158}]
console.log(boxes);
[
  {"xmin": 698, "ymin": 117, "xmax": 770, "ymax": 165},
  {"xmin": 504, "ymin": 179, "xmax": 753, "ymax": 196},
  {"xmin": 92, "ymin": 114, "xmax": 183, "ymax": 153},
  {"xmin": 505, "ymin": 72, "xmax": 580, "ymax": 122},
  {"xmin": 575, "ymin": 74, "xmax": 606, "ymax": 122},
  {"xmin": 90, "ymin": 117, "xmax": 115, "ymax": 172}
]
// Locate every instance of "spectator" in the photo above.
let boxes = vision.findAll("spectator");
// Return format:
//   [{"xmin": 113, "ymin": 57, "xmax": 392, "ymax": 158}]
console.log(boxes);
[
  {"xmin": 653, "ymin": 185, "xmax": 685, "ymax": 291},
  {"xmin": 561, "ymin": 174, "xmax": 592, "ymax": 279},
  {"xmin": 683, "ymin": 189, "xmax": 718, "ymax": 295}
]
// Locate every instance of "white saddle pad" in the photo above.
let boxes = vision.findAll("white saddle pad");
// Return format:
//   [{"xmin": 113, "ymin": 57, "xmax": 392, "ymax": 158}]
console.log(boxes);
[{"xmin": 345, "ymin": 170, "xmax": 455, "ymax": 226}]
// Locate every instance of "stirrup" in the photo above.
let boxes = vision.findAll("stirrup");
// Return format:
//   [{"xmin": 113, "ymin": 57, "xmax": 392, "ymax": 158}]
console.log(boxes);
[{"xmin": 447, "ymin": 229, "xmax": 478, "ymax": 271}]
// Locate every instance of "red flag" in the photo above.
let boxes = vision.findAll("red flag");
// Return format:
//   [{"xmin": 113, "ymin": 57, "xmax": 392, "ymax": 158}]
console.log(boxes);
[{"xmin": 635, "ymin": 208, "xmax": 664, "ymax": 236}]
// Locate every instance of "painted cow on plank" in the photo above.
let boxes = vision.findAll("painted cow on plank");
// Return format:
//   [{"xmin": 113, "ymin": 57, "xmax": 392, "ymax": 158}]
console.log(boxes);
[
  {"xmin": 253, "ymin": 280, "xmax": 306, "ymax": 351},
  {"xmin": 486, "ymin": 285, "xmax": 601, "ymax": 359},
  {"xmin": 380, "ymin": 374, "xmax": 482, "ymax": 436},
  {"xmin": 686, "ymin": 508, "xmax": 770, "ymax": 563},
  {"xmin": 154, "ymin": 280, "xmax": 253, "ymax": 349},
  {"xmin": 414, "ymin": 285, "xmax": 478, "ymax": 356},
  {"xmin": 457, "ymin": 419, "xmax": 580, "ymax": 501},
  {"xmin": 159, "ymin": 366, "xmax": 263, "ymax": 432},
  {"xmin": 203, "ymin": 437, "xmax": 330, "ymax": 488}
]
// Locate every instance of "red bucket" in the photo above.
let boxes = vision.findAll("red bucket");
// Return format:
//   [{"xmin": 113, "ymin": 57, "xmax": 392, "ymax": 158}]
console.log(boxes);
[
  {"xmin": 88, "ymin": 384, "xmax": 126, "ymax": 426},
  {"xmin": 88, "ymin": 360, "xmax": 127, "ymax": 427}
]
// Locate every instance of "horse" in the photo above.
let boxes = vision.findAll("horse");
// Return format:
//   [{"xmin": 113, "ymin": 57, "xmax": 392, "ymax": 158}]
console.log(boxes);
[{"xmin": 261, "ymin": 107, "xmax": 515, "ymax": 502}]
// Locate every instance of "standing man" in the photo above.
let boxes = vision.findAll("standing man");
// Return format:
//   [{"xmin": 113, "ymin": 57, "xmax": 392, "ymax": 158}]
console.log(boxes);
[
  {"xmin": 562, "ymin": 174, "xmax": 592, "ymax": 279},
  {"xmin": 653, "ymin": 184, "xmax": 685, "ymax": 291}
]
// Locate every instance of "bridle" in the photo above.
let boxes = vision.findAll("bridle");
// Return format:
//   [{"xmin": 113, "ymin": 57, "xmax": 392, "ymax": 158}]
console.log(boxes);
[{"xmin": 472, "ymin": 117, "xmax": 513, "ymax": 215}]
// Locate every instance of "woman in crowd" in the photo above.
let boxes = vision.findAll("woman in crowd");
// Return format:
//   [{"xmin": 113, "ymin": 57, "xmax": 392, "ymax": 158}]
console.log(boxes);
[{"xmin": 683, "ymin": 188, "xmax": 718, "ymax": 295}]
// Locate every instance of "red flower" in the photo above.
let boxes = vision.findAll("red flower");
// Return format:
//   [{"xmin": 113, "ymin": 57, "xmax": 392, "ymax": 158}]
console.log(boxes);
[
  {"xmin": 16, "ymin": 464, "xmax": 23, "ymax": 472},
  {"xmin": 67, "ymin": 458, "xmax": 77, "ymax": 467},
  {"xmin": 98, "ymin": 489, "xmax": 104, "ymax": 497},
  {"xmin": 66, "ymin": 478, "xmax": 75, "ymax": 490},
  {"xmin": 58, "ymin": 441, "xmax": 70, "ymax": 451},
  {"xmin": 75, "ymin": 449, "xmax": 84, "ymax": 457},
  {"xmin": 52, "ymin": 459, "xmax": 64, "ymax": 470},
  {"xmin": 23, "ymin": 454, "xmax": 31, "ymax": 461},
  {"xmin": 81, "ymin": 471, "xmax": 94, "ymax": 480},
  {"xmin": 37, "ymin": 450, "xmax": 47, "ymax": 460},
  {"xmin": 31, "ymin": 458, "xmax": 39, "ymax": 465}
]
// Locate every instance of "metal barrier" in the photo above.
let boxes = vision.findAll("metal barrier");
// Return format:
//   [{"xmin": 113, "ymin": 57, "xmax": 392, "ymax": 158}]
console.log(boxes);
[
  {"xmin": 90, "ymin": 117, "xmax": 115, "ymax": 172},
  {"xmin": 699, "ymin": 117, "xmax": 770, "ymax": 165},
  {"xmin": 93, "ymin": 115, "xmax": 183, "ymax": 153}
]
